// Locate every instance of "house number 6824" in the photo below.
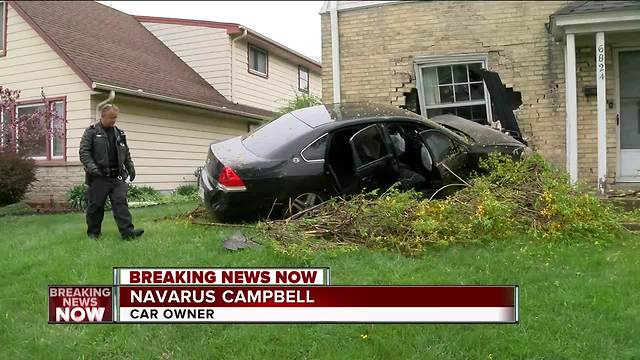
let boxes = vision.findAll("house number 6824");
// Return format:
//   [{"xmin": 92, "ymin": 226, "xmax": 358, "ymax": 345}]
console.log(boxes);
[{"xmin": 597, "ymin": 45, "xmax": 605, "ymax": 80}]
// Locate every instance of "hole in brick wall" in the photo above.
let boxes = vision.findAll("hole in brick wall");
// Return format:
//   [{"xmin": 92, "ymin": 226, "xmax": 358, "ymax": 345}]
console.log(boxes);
[
  {"xmin": 505, "ymin": 87, "xmax": 522, "ymax": 110},
  {"xmin": 399, "ymin": 88, "xmax": 421, "ymax": 115}
]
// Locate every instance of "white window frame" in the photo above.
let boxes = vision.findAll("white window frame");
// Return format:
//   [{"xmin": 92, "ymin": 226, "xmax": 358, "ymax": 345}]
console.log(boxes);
[
  {"xmin": 414, "ymin": 54, "xmax": 493, "ymax": 123},
  {"xmin": 298, "ymin": 65, "xmax": 309, "ymax": 93},
  {"xmin": 0, "ymin": 110, "xmax": 8, "ymax": 149},
  {"xmin": 15, "ymin": 101, "xmax": 64, "ymax": 160},
  {"xmin": 248, "ymin": 44, "xmax": 268, "ymax": 77},
  {"xmin": 0, "ymin": 1, "xmax": 6, "ymax": 54}
]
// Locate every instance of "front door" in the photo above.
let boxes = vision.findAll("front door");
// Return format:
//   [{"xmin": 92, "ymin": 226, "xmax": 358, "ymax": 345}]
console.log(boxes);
[{"xmin": 618, "ymin": 50, "xmax": 640, "ymax": 181}]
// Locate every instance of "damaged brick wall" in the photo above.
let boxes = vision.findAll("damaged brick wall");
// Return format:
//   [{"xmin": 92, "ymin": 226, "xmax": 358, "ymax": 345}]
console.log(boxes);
[{"xmin": 321, "ymin": 1, "xmax": 571, "ymax": 169}]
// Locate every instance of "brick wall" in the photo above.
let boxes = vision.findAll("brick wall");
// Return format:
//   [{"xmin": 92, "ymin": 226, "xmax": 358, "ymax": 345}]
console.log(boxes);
[
  {"xmin": 321, "ymin": 1, "xmax": 571, "ymax": 170},
  {"xmin": 25, "ymin": 163, "xmax": 84, "ymax": 205}
]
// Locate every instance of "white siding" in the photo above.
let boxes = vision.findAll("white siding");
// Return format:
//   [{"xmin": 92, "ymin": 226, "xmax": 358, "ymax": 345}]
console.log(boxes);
[
  {"xmin": 233, "ymin": 39, "xmax": 323, "ymax": 112},
  {"xmin": 141, "ymin": 22, "xmax": 232, "ymax": 100},
  {"xmin": 0, "ymin": 3, "xmax": 92, "ymax": 163},
  {"xmin": 102, "ymin": 95, "xmax": 248, "ymax": 191}
]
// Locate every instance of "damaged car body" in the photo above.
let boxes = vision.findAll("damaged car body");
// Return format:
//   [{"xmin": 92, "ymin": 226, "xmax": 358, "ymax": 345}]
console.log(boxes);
[{"xmin": 199, "ymin": 103, "xmax": 527, "ymax": 222}]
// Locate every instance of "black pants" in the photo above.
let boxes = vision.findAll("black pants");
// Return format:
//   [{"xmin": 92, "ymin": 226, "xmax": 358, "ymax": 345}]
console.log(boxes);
[{"xmin": 86, "ymin": 176, "xmax": 134, "ymax": 236}]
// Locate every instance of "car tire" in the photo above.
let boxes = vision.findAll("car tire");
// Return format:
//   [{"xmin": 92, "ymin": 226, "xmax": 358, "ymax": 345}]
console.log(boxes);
[{"xmin": 283, "ymin": 192, "xmax": 324, "ymax": 219}]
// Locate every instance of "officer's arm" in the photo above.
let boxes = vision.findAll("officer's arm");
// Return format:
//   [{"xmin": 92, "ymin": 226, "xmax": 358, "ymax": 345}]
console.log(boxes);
[{"xmin": 79, "ymin": 128, "xmax": 101, "ymax": 175}]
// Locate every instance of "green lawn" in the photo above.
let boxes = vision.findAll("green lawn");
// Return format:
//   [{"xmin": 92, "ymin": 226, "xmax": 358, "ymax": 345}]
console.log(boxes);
[{"xmin": 0, "ymin": 203, "xmax": 639, "ymax": 359}]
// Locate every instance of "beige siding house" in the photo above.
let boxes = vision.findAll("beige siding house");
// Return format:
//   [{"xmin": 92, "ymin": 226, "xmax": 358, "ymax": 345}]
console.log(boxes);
[
  {"xmin": 321, "ymin": 1, "xmax": 640, "ymax": 193},
  {"xmin": 0, "ymin": 1, "xmax": 273, "ymax": 204},
  {"xmin": 137, "ymin": 16, "xmax": 322, "ymax": 113}
]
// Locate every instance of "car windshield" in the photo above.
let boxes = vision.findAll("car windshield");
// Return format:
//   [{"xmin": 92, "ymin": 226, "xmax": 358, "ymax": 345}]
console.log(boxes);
[{"xmin": 242, "ymin": 113, "xmax": 312, "ymax": 157}]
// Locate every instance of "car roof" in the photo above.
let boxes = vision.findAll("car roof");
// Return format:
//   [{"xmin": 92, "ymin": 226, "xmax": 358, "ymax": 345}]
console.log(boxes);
[
  {"xmin": 288, "ymin": 102, "xmax": 429, "ymax": 128},
  {"xmin": 242, "ymin": 102, "xmax": 469, "ymax": 159}
]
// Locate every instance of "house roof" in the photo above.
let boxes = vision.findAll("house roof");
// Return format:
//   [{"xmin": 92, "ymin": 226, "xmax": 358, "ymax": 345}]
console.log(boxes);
[
  {"xmin": 11, "ymin": 1, "xmax": 274, "ymax": 120},
  {"xmin": 553, "ymin": 1, "xmax": 640, "ymax": 16},
  {"xmin": 549, "ymin": 1, "xmax": 640, "ymax": 40},
  {"xmin": 134, "ymin": 16, "xmax": 322, "ymax": 73}
]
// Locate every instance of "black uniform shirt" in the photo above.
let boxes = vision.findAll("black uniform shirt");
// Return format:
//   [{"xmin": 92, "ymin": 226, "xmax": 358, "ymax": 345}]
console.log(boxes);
[{"xmin": 105, "ymin": 126, "xmax": 118, "ymax": 169}]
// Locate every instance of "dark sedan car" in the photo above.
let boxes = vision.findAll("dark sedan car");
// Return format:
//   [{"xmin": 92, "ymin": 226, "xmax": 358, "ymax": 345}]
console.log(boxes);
[{"xmin": 198, "ymin": 103, "xmax": 526, "ymax": 222}]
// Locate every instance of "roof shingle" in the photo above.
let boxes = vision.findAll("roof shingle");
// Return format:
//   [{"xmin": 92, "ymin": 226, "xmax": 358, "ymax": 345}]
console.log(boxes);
[
  {"xmin": 13, "ymin": 1, "xmax": 273, "ymax": 119},
  {"xmin": 554, "ymin": 1, "xmax": 640, "ymax": 16}
]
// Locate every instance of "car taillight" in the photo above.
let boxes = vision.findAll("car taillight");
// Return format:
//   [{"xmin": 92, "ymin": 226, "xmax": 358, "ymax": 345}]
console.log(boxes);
[{"xmin": 218, "ymin": 166, "xmax": 245, "ymax": 187}]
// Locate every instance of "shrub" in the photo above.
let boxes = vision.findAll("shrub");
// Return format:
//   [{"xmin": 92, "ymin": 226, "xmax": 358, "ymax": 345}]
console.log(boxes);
[
  {"xmin": 0, "ymin": 151, "xmax": 37, "ymax": 206},
  {"xmin": 263, "ymin": 152, "xmax": 624, "ymax": 257},
  {"xmin": 276, "ymin": 92, "xmax": 322, "ymax": 116},
  {"xmin": 175, "ymin": 184, "xmax": 197, "ymax": 197},
  {"xmin": 67, "ymin": 183, "xmax": 161, "ymax": 210},
  {"xmin": 127, "ymin": 185, "xmax": 161, "ymax": 202},
  {"xmin": 67, "ymin": 184, "xmax": 87, "ymax": 210}
]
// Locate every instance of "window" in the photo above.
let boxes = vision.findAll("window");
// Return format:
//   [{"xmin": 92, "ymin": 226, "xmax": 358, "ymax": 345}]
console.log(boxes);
[
  {"xmin": 248, "ymin": 45, "xmax": 268, "ymax": 77},
  {"xmin": 416, "ymin": 56, "xmax": 491, "ymax": 124},
  {"xmin": 0, "ymin": 1, "xmax": 6, "ymax": 55},
  {"xmin": 350, "ymin": 125, "xmax": 388, "ymax": 167},
  {"xmin": 301, "ymin": 133, "xmax": 327, "ymax": 162},
  {"xmin": 242, "ymin": 113, "xmax": 311, "ymax": 158},
  {"xmin": 3, "ymin": 99, "xmax": 66, "ymax": 160},
  {"xmin": 420, "ymin": 130, "xmax": 456, "ymax": 163},
  {"xmin": 298, "ymin": 66, "xmax": 309, "ymax": 93}
]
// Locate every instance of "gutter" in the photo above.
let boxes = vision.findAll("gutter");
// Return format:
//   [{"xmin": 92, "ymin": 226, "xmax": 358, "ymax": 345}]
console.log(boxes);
[
  {"xmin": 330, "ymin": 0, "xmax": 341, "ymax": 103},
  {"xmin": 230, "ymin": 28, "xmax": 248, "ymax": 103},
  {"xmin": 95, "ymin": 90, "xmax": 115, "ymax": 124},
  {"xmin": 92, "ymin": 82, "xmax": 270, "ymax": 121}
]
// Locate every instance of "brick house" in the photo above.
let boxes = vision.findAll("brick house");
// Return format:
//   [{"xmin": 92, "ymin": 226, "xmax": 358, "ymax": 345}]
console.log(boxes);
[{"xmin": 320, "ymin": 1, "xmax": 640, "ymax": 192}]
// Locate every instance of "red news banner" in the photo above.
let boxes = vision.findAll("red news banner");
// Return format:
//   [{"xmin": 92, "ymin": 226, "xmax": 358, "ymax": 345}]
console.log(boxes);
[{"xmin": 49, "ymin": 268, "xmax": 518, "ymax": 324}]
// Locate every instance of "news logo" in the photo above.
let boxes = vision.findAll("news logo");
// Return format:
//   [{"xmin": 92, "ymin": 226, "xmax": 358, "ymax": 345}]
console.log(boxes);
[{"xmin": 48, "ymin": 286, "xmax": 113, "ymax": 324}]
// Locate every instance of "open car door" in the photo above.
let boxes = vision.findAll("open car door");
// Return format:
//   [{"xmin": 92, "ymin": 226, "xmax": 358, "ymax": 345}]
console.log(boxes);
[
  {"xmin": 348, "ymin": 124, "xmax": 399, "ymax": 194},
  {"xmin": 418, "ymin": 129, "xmax": 468, "ymax": 191}
]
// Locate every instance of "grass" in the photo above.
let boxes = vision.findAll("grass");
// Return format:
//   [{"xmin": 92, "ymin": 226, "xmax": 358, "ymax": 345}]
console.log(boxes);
[{"xmin": 0, "ymin": 202, "xmax": 639, "ymax": 359}]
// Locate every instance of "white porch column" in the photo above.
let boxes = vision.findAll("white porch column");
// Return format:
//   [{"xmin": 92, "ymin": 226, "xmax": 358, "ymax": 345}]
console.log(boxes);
[
  {"xmin": 565, "ymin": 33, "xmax": 578, "ymax": 184},
  {"xmin": 595, "ymin": 32, "xmax": 607, "ymax": 195}
]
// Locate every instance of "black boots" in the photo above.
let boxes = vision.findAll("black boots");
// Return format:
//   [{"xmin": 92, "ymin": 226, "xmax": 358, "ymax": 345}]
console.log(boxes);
[{"xmin": 122, "ymin": 228, "xmax": 144, "ymax": 240}]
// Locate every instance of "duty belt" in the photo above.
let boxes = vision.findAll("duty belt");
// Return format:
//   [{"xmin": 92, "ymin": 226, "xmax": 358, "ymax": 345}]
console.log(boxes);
[{"xmin": 106, "ymin": 167, "xmax": 121, "ymax": 178}]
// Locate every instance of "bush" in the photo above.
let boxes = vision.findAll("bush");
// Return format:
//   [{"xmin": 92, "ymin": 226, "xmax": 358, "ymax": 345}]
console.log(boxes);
[
  {"xmin": 0, "ymin": 201, "xmax": 36, "ymax": 217},
  {"xmin": 127, "ymin": 185, "xmax": 161, "ymax": 202},
  {"xmin": 0, "ymin": 151, "xmax": 37, "ymax": 206},
  {"xmin": 276, "ymin": 93, "xmax": 322, "ymax": 116},
  {"xmin": 175, "ymin": 184, "xmax": 197, "ymax": 197},
  {"xmin": 67, "ymin": 184, "xmax": 87, "ymax": 210},
  {"xmin": 263, "ymin": 152, "xmax": 624, "ymax": 257}
]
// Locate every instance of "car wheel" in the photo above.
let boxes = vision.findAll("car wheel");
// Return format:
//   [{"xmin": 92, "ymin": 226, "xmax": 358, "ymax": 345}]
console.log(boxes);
[{"xmin": 283, "ymin": 192, "xmax": 324, "ymax": 218}]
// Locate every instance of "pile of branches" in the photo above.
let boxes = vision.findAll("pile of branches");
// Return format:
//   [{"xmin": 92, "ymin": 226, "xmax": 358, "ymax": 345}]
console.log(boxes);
[{"xmin": 262, "ymin": 153, "xmax": 623, "ymax": 257}]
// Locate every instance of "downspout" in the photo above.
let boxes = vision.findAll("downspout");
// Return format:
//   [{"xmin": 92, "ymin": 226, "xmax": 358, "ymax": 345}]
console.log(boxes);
[
  {"xmin": 95, "ymin": 90, "xmax": 115, "ymax": 124},
  {"xmin": 330, "ymin": 0, "xmax": 341, "ymax": 103},
  {"xmin": 230, "ymin": 28, "xmax": 248, "ymax": 103}
]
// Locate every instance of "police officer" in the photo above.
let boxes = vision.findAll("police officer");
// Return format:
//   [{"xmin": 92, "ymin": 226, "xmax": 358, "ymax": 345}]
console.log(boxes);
[{"xmin": 79, "ymin": 104, "xmax": 144, "ymax": 240}]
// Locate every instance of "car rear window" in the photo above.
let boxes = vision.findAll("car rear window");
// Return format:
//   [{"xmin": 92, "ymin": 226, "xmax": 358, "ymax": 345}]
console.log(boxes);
[{"xmin": 242, "ymin": 113, "xmax": 312, "ymax": 157}]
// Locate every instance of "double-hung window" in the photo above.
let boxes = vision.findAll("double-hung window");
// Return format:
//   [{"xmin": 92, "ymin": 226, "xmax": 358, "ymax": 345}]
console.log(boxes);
[
  {"xmin": 298, "ymin": 66, "xmax": 309, "ymax": 93},
  {"xmin": 415, "ymin": 55, "xmax": 492, "ymax": 124},
  {"xmin": 248, "ymin": 45, "xmax": 268, "ymax": 77},
  {"xmin": 2, "ymin": 99, "xmax": 66, "ymax": 160}
]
